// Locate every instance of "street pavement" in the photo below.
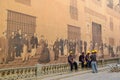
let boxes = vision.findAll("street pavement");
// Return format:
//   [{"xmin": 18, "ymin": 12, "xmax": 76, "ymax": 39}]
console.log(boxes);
[
  {"xmin": 60, "ymin": 71, "xmax": 120, "ymax": 80},
  {"xmin": 42, "ymin": 66, "xmax": 120, "ymax": 80}
]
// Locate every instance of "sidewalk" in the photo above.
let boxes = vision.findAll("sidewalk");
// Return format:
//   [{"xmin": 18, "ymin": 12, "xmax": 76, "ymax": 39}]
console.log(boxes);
[
  {"xmin": 60, "ymin": 70, "xmax": 120, "ymax": 80},
  {"xmin": 41, "ymin": 67, "xmax": 108, "ymax": 80}
]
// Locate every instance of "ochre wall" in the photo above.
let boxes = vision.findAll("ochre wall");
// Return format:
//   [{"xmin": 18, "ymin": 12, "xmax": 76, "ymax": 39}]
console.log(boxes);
[{"xmin": 0, "ymin": 0, "xmax": 120, "ymax": 54}]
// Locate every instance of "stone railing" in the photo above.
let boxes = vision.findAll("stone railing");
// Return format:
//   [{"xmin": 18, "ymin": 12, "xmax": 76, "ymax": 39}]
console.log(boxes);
[
  {"xmin": 108, "ymin": 64, "xmax": 120, "ymax": 72},
  {"xmin": 0, "ymin": 66, "xmax": 37, "ymax": 80},
  {"xmin": 0, "ymin": 57, "xmax": 120, "ymax": 80}
]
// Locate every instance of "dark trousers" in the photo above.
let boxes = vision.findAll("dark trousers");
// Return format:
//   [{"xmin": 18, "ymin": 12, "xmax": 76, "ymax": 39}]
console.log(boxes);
[
  {"xmin": 81, "ymin": 62, "xmax": 84, "ymax": 69},
  {"xmin": 16, "ymin": 45, "xmax": 22, "ymax": 57},
  {"xmin": 86, "ymin": 61, "xmax": 91, "ymax": 68},
  {"xmin": 54, "ymin": 50, "xmax": 59, "ymax": 60},
  {"xmin": 69, "ymin": 61, "xmax": 78, "ymax": 71}
]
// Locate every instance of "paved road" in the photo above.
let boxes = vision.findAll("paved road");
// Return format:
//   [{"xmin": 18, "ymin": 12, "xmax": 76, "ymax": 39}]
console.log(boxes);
[
  {"xmin": 42, "ymin": 66, "xmax": 120, "ymax": 80},
  {"xmin": 60, "ymin": 71, "xmax": 120, "ymax": 80}
]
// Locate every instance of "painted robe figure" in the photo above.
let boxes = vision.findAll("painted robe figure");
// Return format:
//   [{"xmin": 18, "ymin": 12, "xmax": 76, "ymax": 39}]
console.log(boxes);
[
  {"xmin": 38, "ymin": 36, "xmax": 50, "ymax": 63},
  {"xmin": 0, "ymin": 32, "xmax": 8, "ymax": 64}
]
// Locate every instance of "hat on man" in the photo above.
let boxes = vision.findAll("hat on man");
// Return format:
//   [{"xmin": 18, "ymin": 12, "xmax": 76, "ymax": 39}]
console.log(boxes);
[
  {"xmin": 92, "ymin": 50, "xmax": 95, "ymax": 53},
  {"xmin": 70, "ymin": 51, "xmax": 73, "ymax": 54},
  {"xmin": 87, "ymin": 51, "xmax": 90, "ymax": 53}
]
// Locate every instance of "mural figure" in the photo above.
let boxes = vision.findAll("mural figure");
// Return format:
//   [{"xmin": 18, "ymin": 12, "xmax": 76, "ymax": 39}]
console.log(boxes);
[
  {"xmin": 0, "ymin": 32, "xmax": 8, "ymax": 64},
  {"xmin": 59, "ymin": 39, "xmax": 64, "ymax": 56},
  {"xmin": 72, "ymin": 40, "xmax": 76, "ymax": 54},
  {"xmin": 68, "ymin": 40, "xmax": 76, "ymax": 54},
  {"xmin": 99, "ymin": 43, "xmax": 104, "ymax": 58},
  {"xmin": 53, "ymin": 38, "xmax": 60, "ymax": 60},
  {"xmin": 79, "ymin": 40, "xmax": 83, "ymax": 53},
  {"xmin": 22, "ymin": 34, "xmax": 29, "ymax": 62},
  {"xmin": 8, "ymin": 32, "xmax": 16, "ymax": 61},
  {"xmin": 89, "ymin": 41, "xmax": 93, "ymax": 51},
  {"xmin": 14, "ymin": 29, "xmax": 23, "ymax": 57},
  {"xmin": 84, "ymin": 41, "xmax": 87, "ymax": 54},
  {"xmin": 64, "ymin": 39, "xmax": 68, "ymax": 56},
  {"xmin": 38, "ymin": 36, "xmax": 50, "ymax": 63},
  {"xmin": 30, "ymin": 33, "xmax": 38, "ymax": 49}
]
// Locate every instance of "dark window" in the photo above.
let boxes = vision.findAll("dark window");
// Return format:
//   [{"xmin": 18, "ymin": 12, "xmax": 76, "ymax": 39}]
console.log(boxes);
[
  {"xmin": 70, "ymin": 0, "xmax": 78, "ymax": 20},
  {"xmin": 92, "ymin": 22, "xmax": 102, "ymax": 46},
  {"xmin": 110, "ymin": 17, "xmax": 113, "ymax": 31},
  {"xmin": 67, "ymin": 25, "xmax": 80, "ymax": 40},
  {"xmin": 107, "ymin": 0, "xmax": 113, "ymax": 9},
  {"xmin": 109, "ymin": 38, "xmax": 114, "ymax": 46},
  {"xmin": 15, "ymin": 0, "xmax": 31, "ymax": 6},
  {"xmin": 7, "ymin": 10, "xmax": 36, "ymax": 38}
]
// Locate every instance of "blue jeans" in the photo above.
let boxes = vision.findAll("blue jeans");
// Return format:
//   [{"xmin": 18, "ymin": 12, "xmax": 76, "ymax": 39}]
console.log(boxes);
[{"xmin": 91, "ymin": 61, "xmax": 98, "ymax": 73}]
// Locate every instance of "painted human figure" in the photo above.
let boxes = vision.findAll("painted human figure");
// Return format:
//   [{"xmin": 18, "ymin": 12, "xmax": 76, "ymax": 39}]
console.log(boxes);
[
  {"xmin": 8, "ymin": 32, "xmax": 16, "ymax": 61},
  {"xmin": 59, "ymin": 39, "xmax": 64, "ymax": 55},
  {"xmin": 0, "ymin": 32, "xmax": 8, "ymax": 64},
  {"xmin": 84, "ymin": 41, "xmax": 87, "ymax": 54},
  {"xmin": 38, "ymin": 36, "xmax": 50, "ymax": 63},
  {"xmin": 53, "ymin": 38, "xmax": 60, "ymax": 60},
  {"xmin": 30, "ymin": 33, "xmax": 38, "ymax": 49},
  {"xmin": 14, "ymin": 29, "xmax": 23, "ymax": 57},
  {"xmin": 79, "ymin": 40, "xmax": 83, "ymax": 54},
  {"xmin": 64, "ymin": 39, "xmax": 68, "ymax": 56}
]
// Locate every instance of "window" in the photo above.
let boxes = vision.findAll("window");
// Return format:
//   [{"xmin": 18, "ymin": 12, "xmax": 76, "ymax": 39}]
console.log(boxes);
[
  {"xmin": 93, "ymin": 0, "xmax": 102, "ymax": 6},
  {"xmin": 70, "ymin": 0, "xmax": 78, "ymax": 20},
  {"xmin": 107, "ymin": 0, "xmax": 113, "ymax": 9},
  {"xmin": 67, "ymin": 25, "xmax": 80, "ymax": 40},
  {"xmin": 15, "ymin": 0, "xmax": 31, "ymax": 6},
  {"xmin": 109, "ymin": 38, "xmax": 114, "ymax": 46},
  {"xmin": 110, "ymin": 17, "xmax": 113, "ymax": 31},
  {"xmin": 92, "ymin": 22, "xmax": 102, "ymax": 46},
  {"xmin": 7, "ymin": 10, "xmax": 36, "ymax": 38}
]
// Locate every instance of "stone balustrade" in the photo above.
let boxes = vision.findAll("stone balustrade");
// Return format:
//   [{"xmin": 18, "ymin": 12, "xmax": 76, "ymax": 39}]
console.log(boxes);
[
  {"xmin": 0, "ymin": 66, "xmax": 37, "ymax": 80},
  {"xmin": 0, "ymin": 57, "xmax": 120, "ymax": 80}
]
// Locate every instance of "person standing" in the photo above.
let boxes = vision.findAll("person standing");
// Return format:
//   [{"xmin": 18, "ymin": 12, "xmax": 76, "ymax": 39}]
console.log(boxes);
[
  {"xmin": 90, "ymin": 50, "xmax": 98, "ymax": 73},
  {"xmin": 79, "ymin": 52, "xmax": 85, "ymax": 69},
  {"xmin": 68, "ymin": 52, "xmax": 78, "ymax": 71},
  {"xmin": 85, "ymin": 51, "xmax": 91, "ymax": 68}
]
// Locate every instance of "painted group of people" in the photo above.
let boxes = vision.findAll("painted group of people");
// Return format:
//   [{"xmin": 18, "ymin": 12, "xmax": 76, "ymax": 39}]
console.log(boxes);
[
  {"xmin": 0, "ymin": 29, "xmax": 39, "ymax": 64},
  {"xmin": 68, "ymin": 50, "xmax": 98, "ymax": 73},
  {"xmin": 53, "ymin": 39, "xmax": 88, "ymax": 61}
]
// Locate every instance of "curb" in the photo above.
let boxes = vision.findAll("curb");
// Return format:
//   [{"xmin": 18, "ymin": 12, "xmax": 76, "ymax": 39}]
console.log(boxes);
[{"xmin": 42, "ymin": 67, "xmax": 108, "ymax": 80}]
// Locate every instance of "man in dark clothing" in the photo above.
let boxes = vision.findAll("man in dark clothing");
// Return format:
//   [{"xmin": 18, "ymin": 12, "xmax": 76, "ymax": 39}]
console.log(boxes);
[
  {"xmin": 8, "ymin": 32, "xmax": 16, "ymax": 61},
  {"xmin": 14, "ymin": 29, "xmax": 23, "ymax": 57},
  {"xmin": 90, "ymin": 50, "xmax": 98, "ymax": 73},
  {"xmin": 53, "ymin": 38, "xmax": 60, "ymax": 60},
  {"xmin": 59, "ymin": 39, "xmax": 64, "ymax": 55},
  {"xmin": 68, "ymin": 52, "xmax": 78, "ymax": 71},
  {"xmin": 85, "ymin": 51, "xmax": 91, "ymax": 68},
  {"xmin": 30, "ymin": 33, "xmax": 38, "ymax": 49},
  {"xmin": 79, "ymin": 52, "xmax": 85, "ymax": 69},
  {"xmin": 84, "ymin": 41, "xmax": 87, "ymax": 54}
]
